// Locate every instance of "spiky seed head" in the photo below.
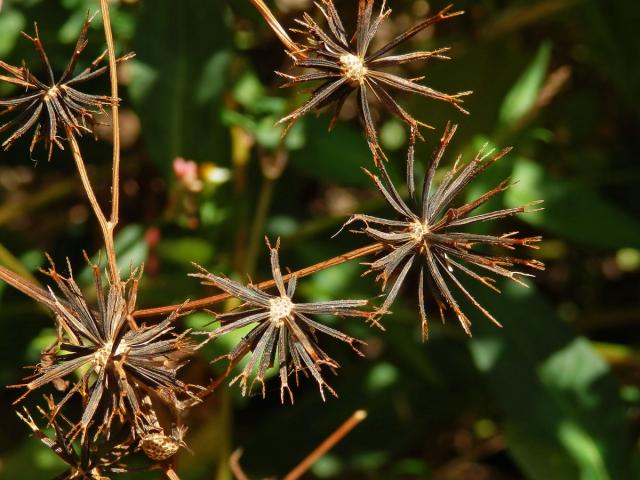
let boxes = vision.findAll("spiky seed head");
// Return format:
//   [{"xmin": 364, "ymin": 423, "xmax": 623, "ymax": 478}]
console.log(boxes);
[{"xmin": 140, "ymin": 433, "xmax": 181, "ymax": 461}]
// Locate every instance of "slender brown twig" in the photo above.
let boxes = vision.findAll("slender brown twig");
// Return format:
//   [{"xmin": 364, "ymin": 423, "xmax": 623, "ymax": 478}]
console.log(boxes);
[
  {"xmin": 133, "ymin": 242, "xmax": 385, "ymax": 318},
  {"xmin": 66, "ymin": 127, "xmax": 118, "ymax": 282},
  {"xmin": 195, "ymin": 355, "xmax": 244, "ymax": 402},
  {"xmin": 0, "ymin": 265, "xmax": 57, "ymax": 310},
  {"xmin": 228, "ymin": 410, "xmax": 367, "ymax": 480},
  {"xmin": 99, "ymin": 0, "xmax": 121, "ymax": 226},
  {"xmin": 163, "ymin": 464, "xmax": 182, "ymax": 480},
  {"xmin": 249, "ymin": 0, "xmax": 304, "ymax": 58},
  {"xmin": 283, "ymin": 409, "xmax": 368, "ymax": 480},
  {"xmin": 229, "ymin": 449, "xmax": 250, "ymax": 480}
]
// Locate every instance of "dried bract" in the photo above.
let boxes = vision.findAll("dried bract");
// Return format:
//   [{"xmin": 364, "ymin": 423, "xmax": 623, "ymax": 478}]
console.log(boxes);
[
  {"xmin": 344, "ymin": 124, "xmax": 544, "ymax": 338},
  {"xmin": 192, "ymin": 239, "xmax": 368, "ymax": 403},
  {"xmin": 276, "ymin": 0, "xmax": 471, "ymax": 162},
  {"xmin": 11, "ymin": 258, "xmax": 194, "ymax": 439},
  {"xmin": 0, "ymin": 16, "xmax": 134, "ymax": 160},
  {"xmin": 17, "ymin": 397, "xmax": 132, "ymax": 479}
]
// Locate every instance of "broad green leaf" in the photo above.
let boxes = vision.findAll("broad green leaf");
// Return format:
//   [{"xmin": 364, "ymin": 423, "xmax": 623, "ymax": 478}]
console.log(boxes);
[
  {"xmin": 128, "ymin": 1, "xmax": 232, "ymax": 172},
  {"xmin": 505, "ymin": 158, "xmax": 640, "ymax": 249},
  {"xmin": 469, "ymin": 282, "xmax": 638, "ymax": 480},
  {"xmin": 0, "ymin": 8, "xmax": 25, "ymax": 58},
  {"xmin": 290, "ymin": 118, "xmax": 373, "ymax": 187},
  {"xmin": 499, "ymin": 42, "xmax": 551, "ymax": 125},
  {"xmin": 157, "ymin": 237, "xmax": 214, "ymax": 266}
]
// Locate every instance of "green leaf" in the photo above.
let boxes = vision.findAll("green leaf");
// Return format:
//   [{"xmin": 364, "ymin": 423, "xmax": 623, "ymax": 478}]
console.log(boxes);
[
  {"xmin": 157, "ymin": 237, "xmax": 214, "ymax": 266},
  {"xmin": 290, "ymin": 118, "xmax": 373, "ymax": 187},
  {"xmin": 128, "ymin": 1, "xmax": 232, "ymax": 172},
  {"xmin": 505, "ymin": 158, "xmax": 640, "ymax": 249},
  {"xmin": 469, "ymin": 282, "xmax": 638, "ymax": 480},
  {"xmin": 78, "ymin": 224, "xmax": 148, "ymax": 285},
  {"xmin": 499, "ymin": 42, "xmax": 551, "ymax": 125},
  {"xmin": 0, "ymin": 8, "xmax": 26, "ymax": 58}
]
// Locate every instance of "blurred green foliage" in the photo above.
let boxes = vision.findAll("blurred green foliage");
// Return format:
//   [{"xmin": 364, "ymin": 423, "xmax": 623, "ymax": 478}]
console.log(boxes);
[{"xmin": 1, "ymin": 0, "xmax": 639, "ymax": 479}]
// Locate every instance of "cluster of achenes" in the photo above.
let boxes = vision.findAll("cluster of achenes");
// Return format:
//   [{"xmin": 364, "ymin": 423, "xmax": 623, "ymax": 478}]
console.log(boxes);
[{"xmin": 0, "ymin": 1, "xmax": 544, "ymax": 476}]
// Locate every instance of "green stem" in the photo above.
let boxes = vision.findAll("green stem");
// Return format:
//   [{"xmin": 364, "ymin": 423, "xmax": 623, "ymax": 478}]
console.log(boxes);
[{"xmin": 244, "ymin": 175, "xmax": 276, "ymax": 275}]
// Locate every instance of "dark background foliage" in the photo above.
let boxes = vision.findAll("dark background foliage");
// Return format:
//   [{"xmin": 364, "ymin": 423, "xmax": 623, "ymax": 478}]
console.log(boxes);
[{"xmin": 0, "ymin": 0, "xmax": 639, "ymax": 479}]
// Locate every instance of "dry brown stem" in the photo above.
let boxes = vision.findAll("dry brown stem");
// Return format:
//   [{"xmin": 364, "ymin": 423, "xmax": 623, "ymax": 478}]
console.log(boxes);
[
  {"xmin": 133, "ymin": 242, "xmax": 385, "ymax": 318},
  {"xmin": 99, "ymin": 0, "xmax": 122, "ymax": 226},
  {"xmin": 249, "ymin": 0, "xmax": 305, "ymax": 58},
  {"xmin": 283, "ymin": 409, "xmax": 368, "ymax": 480},
  {"xmin": 66, "ymin": 129, "xmax": 118, "ymax": 282},
  {"xmin": 0, "ymin": 265, "xmax": 56, "ymax": 310}
]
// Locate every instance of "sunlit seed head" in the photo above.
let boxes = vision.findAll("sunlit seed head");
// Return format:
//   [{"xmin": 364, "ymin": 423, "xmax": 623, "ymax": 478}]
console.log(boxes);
[
  {"xmin": 269, "ymin": 296, "xmax": 294, "ymax": 325},
  {"xmin": 340, "ymin": 54, "xmax": 368, "ymax": 84}
]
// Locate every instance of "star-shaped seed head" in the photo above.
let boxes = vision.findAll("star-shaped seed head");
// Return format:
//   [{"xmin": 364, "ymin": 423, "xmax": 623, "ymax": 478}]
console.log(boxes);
[
  {"xmin": 343, "ymin": 123, "xmax": 544, "ymax": 339},
  {"xmin": 192, "ymin": 238, "xmax": 368, "ymax": 403},
  {"xmin": 273, "ymin": 1, "xmax": 471, "ymax": 163},
  {"xmin": 0, "ymin": 15, "xmax": 134, "ymax": 160}
]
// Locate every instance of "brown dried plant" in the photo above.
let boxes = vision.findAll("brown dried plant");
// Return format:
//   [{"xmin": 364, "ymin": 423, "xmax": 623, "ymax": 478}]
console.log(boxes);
[
  {"xmin": 0, "ymin": 1, "xmax": 549, "ymax": 477},
  {"xmin": 0, "ymin": 15, "xmax": 133, "ymax": 160},
  {"xmin": 342, "ymin": 123, "xmax": 544, "ymax": 338},
  {"xmin": 10, "ymin": 258, "xmax": 196, "ymax": 440},
  {"xmin": 192, "ymin": 238, "xmax": 368, "ymax": 403},
  {"xmin": 17, "ymin": 397, "xmax": 133, "ymax": 479},
  {"xmin": 253, "ymin": 0, "xmax": 471, "ymax": 164}
]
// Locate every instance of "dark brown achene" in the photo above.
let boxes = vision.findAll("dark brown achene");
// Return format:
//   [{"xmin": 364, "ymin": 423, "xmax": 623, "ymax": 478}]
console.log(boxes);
[
  {"xmin": 10, "ymin": 258, "xmax": 195, "ymax": 439},
  {"xmin": 192, "ymin": 238, "xmax": 368, "ymax": 403},
  {"xmin": 0, "ymin": 15, "xmax": 134, "ymax": 160},
  {"xmin": 276, "ymin": 1, "xmax": 471, "ymax": 163},
  {"xmin": 343, "ymin": 123, "xmax": 544, "ymax": 338}
]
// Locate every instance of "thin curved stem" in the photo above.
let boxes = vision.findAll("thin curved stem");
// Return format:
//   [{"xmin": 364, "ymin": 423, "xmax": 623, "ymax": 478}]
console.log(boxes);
[
  {"xmin": 66, "ymin": 129, "xmax": 118, "ymax": 283},
  {"xmin": 283, "ymin": 410, "xmax": 367, "ymax": 480},
  {"xmin": 0, "ymin": 265, "xmax": 56, "ymax": 311},
  {"xmin": 249, "ymin": 0, "xmax": 305, "ymax": 58},
  {"xmin": 132, "ymin": 242, "xmax": 385, "ymax": 318},
  {"xmin": 229, "ymin": 449, "xmax": 250, "ymax": 480},
  {"xmin": 99, "ymin": 0, "xmax": 121, "ymax": 226}
]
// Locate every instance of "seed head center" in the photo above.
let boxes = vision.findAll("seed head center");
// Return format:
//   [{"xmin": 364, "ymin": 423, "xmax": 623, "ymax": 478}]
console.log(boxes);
[
  {"xmin": 45, "ymin": 86, "xmax": 60, "ymax": 100},
  {"xmin": 340, "ymin": 54, "xmax": 367, "ymax": 84},
  {"xmin": 270, "ymin": 296, "xmax": 294, "ymax": 325},
  {"xmin": 94, "ymin": 343, "xmax": 112, "ymax": 369},
  {"xmin": 410, "ymin": 220, "xmax": 430, "ymax": 241}
]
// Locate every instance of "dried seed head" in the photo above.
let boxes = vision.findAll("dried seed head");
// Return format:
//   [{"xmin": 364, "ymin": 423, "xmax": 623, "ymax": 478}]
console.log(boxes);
[
  {"xmin": 140, "ymin": 433, "xmax": 182, "ymax": 461},
  {"xmin": 10, "ymin": 258, "xmax": 196, "ymax": 439},
  {"xmin": 16, "ymin": 399, "xmax": 134, "ymax": 478},
  {"xmin": 0, "ymin": 16, "xmax": 134, "ymax": 160},
  {"xmin": 274, "ymin": 1, "xmax": 470, "ymax": 163},
  {"xmin": 344, "ymin": 123, "xmax": 544, "ymax": 338},
  {"xmin": 191, "ymin": 238, "xmax": 368, "ymax": 402}
]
